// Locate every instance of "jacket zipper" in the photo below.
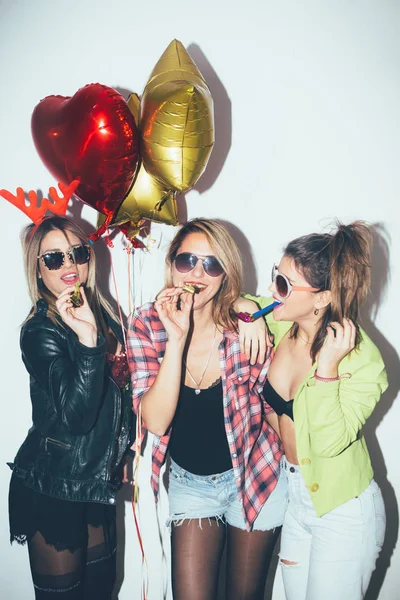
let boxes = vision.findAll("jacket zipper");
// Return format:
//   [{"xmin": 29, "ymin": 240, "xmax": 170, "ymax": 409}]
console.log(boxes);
[
  {"xmin": 106, "ymin": 376, "xmax": 121, "ymax": 479},
  {"xmin": 45, "ymin": 437, "xmax": 71, "ymax": 452}
]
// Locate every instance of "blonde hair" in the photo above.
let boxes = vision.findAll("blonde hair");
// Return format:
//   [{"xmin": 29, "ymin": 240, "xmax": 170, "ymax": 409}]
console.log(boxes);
[
  {"xmin": 165, "ymin": 218, "xmax": 243, "ymax": 332},
  {"xmin": 22, "ymin": 216, "xmax": 119, "ymax": 337}
]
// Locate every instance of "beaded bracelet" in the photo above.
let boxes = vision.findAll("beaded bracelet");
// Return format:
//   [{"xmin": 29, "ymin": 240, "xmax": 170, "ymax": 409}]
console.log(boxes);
[{"xmin": 314, "ymin": 370, "xmax": 351, "ymax": 383}]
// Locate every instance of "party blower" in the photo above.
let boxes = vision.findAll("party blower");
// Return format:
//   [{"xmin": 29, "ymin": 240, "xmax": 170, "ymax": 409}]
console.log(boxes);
[{"xmin": 236, "ymin": 300, "xmax": 281, "ymax": 323}]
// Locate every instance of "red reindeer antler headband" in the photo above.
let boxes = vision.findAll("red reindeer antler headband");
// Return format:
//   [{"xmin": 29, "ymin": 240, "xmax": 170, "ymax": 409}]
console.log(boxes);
[{"xmin": 0, "ymin": 180, "xmax": 79, "ymax": 224}]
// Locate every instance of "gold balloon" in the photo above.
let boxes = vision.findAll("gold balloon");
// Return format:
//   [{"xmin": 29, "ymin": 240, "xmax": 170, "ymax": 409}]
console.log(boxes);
[
  {"xmin": 123, "ymin": 222, "xmax": 142, "ymax": 241},
  {"xmin": 97, "ymin": 163, "xmax": 179, "ymax": 231},
  {"xmin": 123, "ymin": 92, "xmax": 179, "ymax": 226},
  {"xmin": 140, "ymin": 39, "xmax": 215, "ymax": 192},
  {"xmin": 112, "ymin": 164, "xmax": 178, "ymax": 227},
  {"xmin": 127, "ymin": 92, "xmax": 140, "ymax": 122},
  {"xmin": 96, "ymin": 90, "xmax": 180, "ymax": 238}
]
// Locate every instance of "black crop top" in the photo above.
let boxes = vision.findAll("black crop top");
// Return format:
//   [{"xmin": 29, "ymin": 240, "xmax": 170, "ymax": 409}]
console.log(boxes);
[
  {"xmin": 263, "ymin": 379, "xmax": 294, "ymax": 421},
  {"xmin": 168, "ymin": 381, "xmax": 233, "ymax": 476}
]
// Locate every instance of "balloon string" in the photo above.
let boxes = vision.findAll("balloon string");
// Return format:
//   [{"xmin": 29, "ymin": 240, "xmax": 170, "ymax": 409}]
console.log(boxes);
[
  {"xmin": 111, "ymin": 240, "xmax": 148, "ymax": 598},
  {"xmin": 127, "ymin": 241, "xmax": 133, "ymax": 316},
  {"xmin": 155, "ymin": 490, "xmax": 169, "ymax": 597},
  {"xmin": 109, "ymin": 244, "xmax": 148, "ymax": 598},
  {"xmin": 132, "ymin": 405, "xmax": 149, "ymax": 599},
  {"xmin": 109, "ymin": 243, "xmax": 127, "ymax": 350}
]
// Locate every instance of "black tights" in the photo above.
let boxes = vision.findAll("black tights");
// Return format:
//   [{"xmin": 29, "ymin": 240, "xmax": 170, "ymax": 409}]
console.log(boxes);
[
  {"xmin": 171, "ymin": 518, "xmax": 279, "ymax": 600},
  {"xmin": 27, "ymin": 524, "xmax": 116, "ymax": 599}
]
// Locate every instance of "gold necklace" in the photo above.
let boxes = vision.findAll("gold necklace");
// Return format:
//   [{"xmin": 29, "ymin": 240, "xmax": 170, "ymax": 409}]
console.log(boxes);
[
  {"xmin": 185, "ymin": 327, "xmax": 218, "ymax": 394},
  {"xmin": 298, "ymin": 331, "xmax": 312, "ymax": 345}
]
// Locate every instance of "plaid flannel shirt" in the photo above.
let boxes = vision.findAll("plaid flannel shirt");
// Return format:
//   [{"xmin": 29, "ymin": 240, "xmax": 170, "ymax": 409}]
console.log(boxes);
[{"xmin": 127, "ymin": 303, "xmax": 283, "ymax": 531}]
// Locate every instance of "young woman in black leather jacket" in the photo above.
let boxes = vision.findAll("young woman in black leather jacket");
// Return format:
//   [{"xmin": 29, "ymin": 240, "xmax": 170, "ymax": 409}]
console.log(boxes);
[{"xmin": 8, "ymin": 216, "xmax": 135, "ymax": 600}]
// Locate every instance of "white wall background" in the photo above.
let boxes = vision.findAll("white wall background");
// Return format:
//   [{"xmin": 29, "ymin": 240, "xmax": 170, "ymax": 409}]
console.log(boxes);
[{"xmin": 1, "ymin": 0, "xmax": 399, "ymax": 598}]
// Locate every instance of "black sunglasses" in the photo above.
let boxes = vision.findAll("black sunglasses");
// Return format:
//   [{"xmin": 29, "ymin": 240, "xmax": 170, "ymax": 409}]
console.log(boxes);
[
  {"xmin": 38, "ymin": 245, "xmax": 91, "ymax": 271},
  {"xmin": 174, "ymin": 252, "xmax": 224, "ymax": 278}
]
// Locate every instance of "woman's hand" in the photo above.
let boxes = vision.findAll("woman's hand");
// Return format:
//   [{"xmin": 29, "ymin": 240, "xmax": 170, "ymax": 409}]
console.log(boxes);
[
  {"xmin": 122, "ymin": 455, "xmax": 133, "ymax": 484},
  {"xmin": 56, "ymin": 286, "xmax": 98, "ymax": 347},
  {"xmin": 154, "ymin": 287, "xmax": 194, "ymax": 345},
  {"xmin": 235, "ymin": 298, "xmax": 274, "ymax": 364},
  {"xmin": 317, "ymin": 319, "xmax": 356, "ymax": 377}
]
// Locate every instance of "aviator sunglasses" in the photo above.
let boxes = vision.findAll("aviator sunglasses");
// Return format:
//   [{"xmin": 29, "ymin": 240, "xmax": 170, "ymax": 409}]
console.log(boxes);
[
  {"xmin": 272, "ymin": 264, "xmax": 319, "ymax": 298},
  {"xmin": 174, "ymin": 252, "xmax": 224, "ymax": 278},
  {"xmin": 38, "ymin": 245, "xmax": 91, "ymax": 271}
]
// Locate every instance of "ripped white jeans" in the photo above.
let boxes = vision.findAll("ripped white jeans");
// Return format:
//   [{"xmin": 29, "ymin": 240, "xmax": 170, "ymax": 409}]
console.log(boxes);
[{"xmin": 280, "ymin": 458, "xmax": 386, "ymax": 600}]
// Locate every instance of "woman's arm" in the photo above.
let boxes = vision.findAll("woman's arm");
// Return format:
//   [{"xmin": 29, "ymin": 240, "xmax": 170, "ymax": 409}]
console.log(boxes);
[
  {"xmin": 234, "ymin": 296, "xmax": 274, "ymax": 364},
  {"xmin": 129, "ymin": 315, "xmax": 186, "ymax": 436},
  {"xmin": 128, "ymin": 289, "xmax": 193, "ymax": 437},
  {"xmin": 21, "ymin": 320, "xmax": 106, "ymax": 435},
  {"xmin": 305, "ymin": 346, "xmax": 387, "ymax": 458}
]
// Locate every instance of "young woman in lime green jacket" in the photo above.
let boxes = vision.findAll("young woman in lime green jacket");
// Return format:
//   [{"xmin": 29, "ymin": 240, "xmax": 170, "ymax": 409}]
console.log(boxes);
[{"xmin": 241, "ymin": 221, "xmax": 387, "ymax": 600}]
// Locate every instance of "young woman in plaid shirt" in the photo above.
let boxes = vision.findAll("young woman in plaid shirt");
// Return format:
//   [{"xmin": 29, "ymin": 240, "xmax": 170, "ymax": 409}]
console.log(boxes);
[{"xmin": 127, "ymin": 218, "xmax": 286, "ymax": 600}]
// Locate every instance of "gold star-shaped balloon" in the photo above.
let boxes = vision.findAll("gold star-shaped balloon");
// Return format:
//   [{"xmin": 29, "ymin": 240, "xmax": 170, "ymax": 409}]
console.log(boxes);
[
  {"xmin": 112, "ymin": 164, "xmax": 178, "ymax": 227},
  {"xmin": 140, "ymin": 39, "xmax": 215, "ymax": 192}
]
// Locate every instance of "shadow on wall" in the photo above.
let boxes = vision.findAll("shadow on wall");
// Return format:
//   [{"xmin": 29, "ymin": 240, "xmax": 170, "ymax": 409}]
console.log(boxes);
[
  {"xmin": 67, "ymin": 200, "xmax": 128, "ymax": 324},
  {"xmin": 360, "ymin": 223, "xmax": 400, "ymax": 600},
  {"xmin": 174, "ymin": 43, "xmax": 232, "ymax": 224},
  {"xmin": 187, "ymin": 43, "xmax": 232, "ymax": 196},
  {"xmin": 217, "ymin": 219, "xmax": 258, "ymax": 294}
]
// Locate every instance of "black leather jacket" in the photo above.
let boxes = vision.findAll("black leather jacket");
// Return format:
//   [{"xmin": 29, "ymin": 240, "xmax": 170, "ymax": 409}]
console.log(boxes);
[{"xmin": 8, "ymin": 299, "xmax": 135, "ymax": 506}]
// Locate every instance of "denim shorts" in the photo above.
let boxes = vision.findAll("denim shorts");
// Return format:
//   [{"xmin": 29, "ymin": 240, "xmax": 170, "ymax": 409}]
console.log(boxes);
[{"xmin": 167, "ymin": 458, "xmax": 288, "ymax": 531}]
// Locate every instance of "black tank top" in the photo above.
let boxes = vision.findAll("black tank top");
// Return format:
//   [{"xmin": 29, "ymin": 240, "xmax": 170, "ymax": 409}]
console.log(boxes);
[
  {"xmin": 168, "ymin": 381, "xmax": 233, "ymax": 475},
  {"xmin": 263, "ymin": 379, "xmax": 294, "ymax": 421}
]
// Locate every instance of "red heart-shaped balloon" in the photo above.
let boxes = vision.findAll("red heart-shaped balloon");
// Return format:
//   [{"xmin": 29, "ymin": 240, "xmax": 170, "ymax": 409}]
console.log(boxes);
[{"xmin": 31, "ymin": 83, "xmax": 139, "ymax": 220}]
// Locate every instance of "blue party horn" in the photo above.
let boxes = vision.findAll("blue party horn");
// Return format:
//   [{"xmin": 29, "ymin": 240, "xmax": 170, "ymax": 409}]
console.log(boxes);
[{"xmin": 237, "ymin": 300, "xmax": 281, "ymax": 323}]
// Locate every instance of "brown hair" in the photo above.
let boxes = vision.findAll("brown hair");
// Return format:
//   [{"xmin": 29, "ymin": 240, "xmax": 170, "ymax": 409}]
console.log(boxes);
[
  {"xmin": 22, "ymin": 216, "xmax": 118, "ymax": 337},
  {"xmin": 165, "ymin": 218, "xmax": 243, "ymax": 332},
  {"xmin": 284, "ymin": 221, "xmax": 372, "ymax": 361}
]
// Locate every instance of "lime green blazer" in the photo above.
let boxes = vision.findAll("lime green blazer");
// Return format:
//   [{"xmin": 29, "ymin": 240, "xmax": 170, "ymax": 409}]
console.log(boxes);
[{"xmin": 247, "ymin": 295, "xmax": 388, "ymax": 516}]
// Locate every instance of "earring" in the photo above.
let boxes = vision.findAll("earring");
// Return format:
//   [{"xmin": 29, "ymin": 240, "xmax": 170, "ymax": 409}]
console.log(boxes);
[{"xmin": 314, "ymin": 308, "xmax": 319, "ymax": 316}]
